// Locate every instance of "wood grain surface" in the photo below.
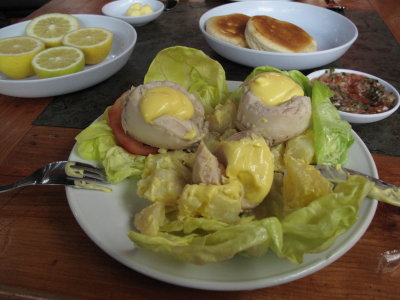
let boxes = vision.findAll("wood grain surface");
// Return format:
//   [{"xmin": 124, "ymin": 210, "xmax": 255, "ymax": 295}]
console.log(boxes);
[{"xmin": 0, "ymin": 0, "xmax": 399, "ymax": 299}]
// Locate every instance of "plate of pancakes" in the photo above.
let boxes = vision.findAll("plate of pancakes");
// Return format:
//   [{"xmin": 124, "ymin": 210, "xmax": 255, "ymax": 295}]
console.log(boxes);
[{"xmin": 199, "ymin": 1, "xmax": 358, "ymax": 70}]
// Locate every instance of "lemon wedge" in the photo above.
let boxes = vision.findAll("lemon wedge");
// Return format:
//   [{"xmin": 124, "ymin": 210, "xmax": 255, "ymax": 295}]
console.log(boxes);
[
  {"xmin": 26, "ymin": 13, "xmax": 80, "ymax": 47},
  {"xmin": 31, "ymin": 46, "xmax": 85, "ymax": 78},
  {"xmin": 0, "ymin": 36, "xmax": 45, "ymax": 79},
  {"xmin": 62, "ymin": 27, "xmax": 113, "ymax": 64}
]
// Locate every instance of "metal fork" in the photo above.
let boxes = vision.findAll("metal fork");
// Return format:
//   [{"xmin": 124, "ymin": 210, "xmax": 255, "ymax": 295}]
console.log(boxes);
[
  {"xmin": 316, "ymin": 164, "xmax": 399, "ymax": 205},
  {"xmin": 0, "ymin": 161, "xmax": 110, "ymax": 193},
  {"xmin": 315, "ymin": 164, "xmax": 398, "ymax": 191}
]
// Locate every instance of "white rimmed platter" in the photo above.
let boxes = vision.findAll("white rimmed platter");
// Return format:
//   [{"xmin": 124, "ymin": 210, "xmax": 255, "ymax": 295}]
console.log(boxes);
[
  {"xmin": 66, "ymin": 81, "xmax": 377, "ymax": 290},
  {"xmin": 0, "ymin": 14, "xmax": 137, "ymax": 98}
]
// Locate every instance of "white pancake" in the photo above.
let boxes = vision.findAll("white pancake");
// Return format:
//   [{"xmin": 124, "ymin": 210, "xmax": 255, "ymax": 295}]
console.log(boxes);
[
  {"xmin": 245, "ymin": 15, "xmax": 317, "ymax": 53},
  {"xmin": 206, "ymin": 14, "xmax": 250, "ymax": 48}
]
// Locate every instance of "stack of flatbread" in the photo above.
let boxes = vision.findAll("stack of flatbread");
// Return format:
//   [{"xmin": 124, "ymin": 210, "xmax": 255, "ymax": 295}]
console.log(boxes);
[{"xmin": 206, "ymin": 13, "xmax": 317, "ymax": 53}]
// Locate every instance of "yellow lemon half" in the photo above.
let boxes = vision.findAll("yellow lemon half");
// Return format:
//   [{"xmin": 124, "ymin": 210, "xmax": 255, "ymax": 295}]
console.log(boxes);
[
  {"xmin": 26, "ymin": 13, "xmax": 80, "ymax": 47},
  {"xmin": 0, "ymin": 36, "xmax": 45, "ymax": 79},
  {"xmin": 31, "ymin": 46, "xmax": 85, "ymax": 78},
  {"xmin": 62, "ymin": 27, "xmax": 113, "ymax": 65}
]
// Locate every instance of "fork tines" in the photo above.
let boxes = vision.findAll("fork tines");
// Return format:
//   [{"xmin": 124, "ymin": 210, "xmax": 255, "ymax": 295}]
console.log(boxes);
[{"xmin": 67, "ymin": 161, "xmax": 108, "ymax": 183}]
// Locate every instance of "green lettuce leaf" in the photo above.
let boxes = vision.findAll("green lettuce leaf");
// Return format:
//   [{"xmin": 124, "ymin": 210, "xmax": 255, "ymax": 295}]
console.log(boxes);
[
  {"xmin": 75, "ymin": 109, "xmax": 145, "ymax": 183},
  {"xmin": 75, "ymin": 110, "xmax": 116, "ymax": 162},
  {"xmin": 311, "ymin": 81, "xmax": 354, "ymax": 164},
  {"xmin": 128, "ymin": 217, "xmax": 283, "ymax": 265},
  {"xmin": 160, "ymin": 216, "xmax": 230, "ymax": 234},
  {"xmin": 143, "ymin": 46, "xmax": 229, "ymax": 113},
  {"xmin": 103, "ymin": 146, "xmax": 146, "ymax": 184},
  {"xmin": 281, "ymin": 175, "xmax": 373, "ymax": 264},
  {"xmin": 128, "ymin": 175, "xmax": 375, "ymax": 265}
]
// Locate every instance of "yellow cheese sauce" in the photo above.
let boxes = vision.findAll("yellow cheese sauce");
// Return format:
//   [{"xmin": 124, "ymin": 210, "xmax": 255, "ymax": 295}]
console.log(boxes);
[
  {"xmin": 249, "ymin": 72, "xmax": 304, "ymax": 105},
  {"xmin": 183, "ymin": 129, "xmax": 197, "ymax": 140},
  {"xmin": 74, "ymin": 180, "xmax": 112, "ymax": 192},
  {"xmin": 220, "ymin": 135, "xmax": 274, "ymax": 207},
  {"xmin": 140, "ymin": 86, "xmax": 194, "ymax": 123},
  {"xmin": 65, "ymin": 162, "xmax": 111, "ymax": 192},
  {"xmin": 125, "ymin": 3, "xmax": 154, "ymax": 16},
  {"xmin": 65, "ymin": 161, "xmax": 84, "ymax": 178}
]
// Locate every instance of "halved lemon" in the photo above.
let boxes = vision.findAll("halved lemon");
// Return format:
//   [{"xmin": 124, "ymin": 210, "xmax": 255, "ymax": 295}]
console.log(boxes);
[
  {"xmin": 32, "ymin": 46, "xmax": 85, "ymax": 78},
  {"xmin": 0, "ymin": 36, "xmax": 45, "ymax": 79},
  {"xmin": 62, "ymin": 27, "xmax": 113, "ymax": 64},
  {"xmin": 26, "ymin": 13, "xmax": 80, "ymax": 47}
]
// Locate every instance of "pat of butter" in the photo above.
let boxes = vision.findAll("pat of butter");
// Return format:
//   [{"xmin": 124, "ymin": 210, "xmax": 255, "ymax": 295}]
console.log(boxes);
[
  {"xmin": 125, "ymin": 3, "xmax": 154, "ymax": 16},
  {"xmin": 140, "ymin": 86, "xmax": 194, "ymax": 123},
  {"xmin": 249, "ymin": 72, "xmax": 304, "ymax": 106}
]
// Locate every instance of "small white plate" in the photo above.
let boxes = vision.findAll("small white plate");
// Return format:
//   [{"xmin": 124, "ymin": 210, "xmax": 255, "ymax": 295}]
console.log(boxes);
[
  {"xmin": 199, "ymin": 1, "xmax": 358, "ymax": 70},
  {"xmin": 102, "ymin": 0, "xmax": 164, "ymax": 27},
  {"xmin": 0, "ymin": 14, "xmax": 137, "ymax": 98},
  {"xmin": 66, "ymin": 81, "xmax": 377, "ymax": 291},
  {"xmin": 307, "ymin": 69, "xmax": 400, "ymax": 124}
]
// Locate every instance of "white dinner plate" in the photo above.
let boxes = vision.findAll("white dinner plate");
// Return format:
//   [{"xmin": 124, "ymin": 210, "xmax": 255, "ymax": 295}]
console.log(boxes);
[
  {"xmin": 0, "ymin": 14, "xmax": 137, "ymax": 98},
  {"xmin": 66, "ymin": 81, "xmax": 377, "ymax": 290}
]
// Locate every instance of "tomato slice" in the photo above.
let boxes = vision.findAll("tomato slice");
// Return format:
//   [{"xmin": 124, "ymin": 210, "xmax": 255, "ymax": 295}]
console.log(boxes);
[{"xmin": 108, "ymin": 95, "xmax": 158, "ymax": 156}]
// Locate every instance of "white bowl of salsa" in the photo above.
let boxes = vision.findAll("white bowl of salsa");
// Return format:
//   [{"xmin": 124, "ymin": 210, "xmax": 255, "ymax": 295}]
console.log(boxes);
[{"xmin": 307, "ymin": 68, "xmax": 399, "ymax": 124}]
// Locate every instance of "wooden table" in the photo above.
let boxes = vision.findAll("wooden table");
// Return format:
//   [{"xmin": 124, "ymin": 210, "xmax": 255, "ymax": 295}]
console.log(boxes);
[{"xmin": 1, "ymin": 0, "xmax": 399, "ymax": 299}]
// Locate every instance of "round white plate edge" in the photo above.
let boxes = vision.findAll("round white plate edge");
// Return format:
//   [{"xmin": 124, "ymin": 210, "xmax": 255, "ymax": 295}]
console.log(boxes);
[{"xmin": 66, "ymin": 80, "xmax": 378, "ymax": 290}]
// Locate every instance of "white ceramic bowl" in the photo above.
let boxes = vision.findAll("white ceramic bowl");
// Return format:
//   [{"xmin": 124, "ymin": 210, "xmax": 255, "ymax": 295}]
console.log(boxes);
[
  {"xmin": 102, "ymin": 0, "xmax": 164, "ymax": 27},
  {"xmin": 307, "ymin": 69, "xmax": 400, "ymax": 124},
  {"xmin": 0, "ymin": 14, "xmax": 137, "ymax": 98},
  {"xmin": 199, "ymin": 1, "xmax": 358, "ymax": 70}
]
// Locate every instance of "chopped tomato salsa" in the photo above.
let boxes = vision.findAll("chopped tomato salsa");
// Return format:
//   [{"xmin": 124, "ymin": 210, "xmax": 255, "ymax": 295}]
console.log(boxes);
[{"xmin": 315, "ymin": 70, "xmax": 396, "ymax": 114}]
